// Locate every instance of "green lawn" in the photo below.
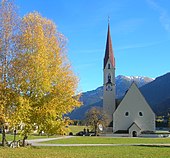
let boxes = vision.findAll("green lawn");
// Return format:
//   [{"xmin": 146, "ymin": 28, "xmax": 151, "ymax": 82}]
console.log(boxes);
[
  {"xmin": 68, "ymin": 125, "xmax": 89, "ymax": 135},
  {"xmin": 0, "ymin": 125, "xmax": 87, "ymax": 142},
  {"xmin": 0, "ymin": 146, "xmax": 170, "ymax": 158},
  {"xmin": 41, "ymin": 136, "xmax": 170, "ymax": 144},
  {"xmin": 0, "ymin": 134, "xmax": 58, "ymax": 142}
]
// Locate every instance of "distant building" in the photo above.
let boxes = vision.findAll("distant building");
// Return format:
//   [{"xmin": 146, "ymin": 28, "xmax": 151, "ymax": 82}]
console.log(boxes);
[{"xmin": 103, "ymin": 22, "xmax": 155, "ymax": 136}]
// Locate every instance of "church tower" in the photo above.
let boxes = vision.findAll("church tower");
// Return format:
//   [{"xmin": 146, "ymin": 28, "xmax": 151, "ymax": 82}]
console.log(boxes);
[{"xmin": 103, "ymin": 22, "xmax": 116, "ymax": 127}]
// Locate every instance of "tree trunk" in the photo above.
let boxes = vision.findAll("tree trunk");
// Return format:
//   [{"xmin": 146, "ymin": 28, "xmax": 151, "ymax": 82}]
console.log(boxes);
[
  {"xmin": 22, "ymin": 135, "xmax": 28, "ymax": 147},
  {"xmin": 94, "ymin": 125, "xmax": 98, "ymax": 136},
  {"xmin": 2, "ymin": 125, "xmax": 6, "ymax": 146}
]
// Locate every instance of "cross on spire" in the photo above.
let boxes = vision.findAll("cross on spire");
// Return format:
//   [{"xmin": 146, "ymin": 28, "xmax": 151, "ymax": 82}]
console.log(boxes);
[{"xmin": 108, "ymin": 16, "xmax": 110, "ymax": 24}]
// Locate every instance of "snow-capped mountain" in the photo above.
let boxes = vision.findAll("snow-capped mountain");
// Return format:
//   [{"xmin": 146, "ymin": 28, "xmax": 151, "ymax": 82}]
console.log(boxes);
[
  {"xmin": 68, "ymin": 75, "xmax": 154, "ymax": 120},
  {"xmin": 116, "ymin": 75, "xmax": 154, "ymax": 98}
]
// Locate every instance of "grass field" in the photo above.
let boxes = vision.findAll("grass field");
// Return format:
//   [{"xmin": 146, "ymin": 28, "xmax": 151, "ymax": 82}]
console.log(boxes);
[
  {"xmin": 41, "ymin": 136, "xmax": 170, "ymax": 144},
  {"xmin": 0, "ymin": 125, "xmax": 84, "ymax": 141},
  {"xmin": 1, "ymin": 127, "xmax": 170, "ymax": 158},
  {"xmin": 0, "ymin": 134, "xmax": 58, "ymax": 142},
  {"xmin": 68, "ymin": 125, "xmax": 89, "ymax": 135},
  {"xmin": 0, "ymin": 146, "xmax": 170, "ymax": 158}
]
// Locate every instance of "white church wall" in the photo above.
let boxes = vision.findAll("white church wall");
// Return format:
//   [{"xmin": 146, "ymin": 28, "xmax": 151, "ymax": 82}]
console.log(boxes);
[
  {"xmin": 103, "ymin": 59, "xmax": 115, "ymax": 85},
  {"xmin": 113, "ymin": 83, "xmax": 155, "ymax": 133},
  {"xmin": 103, "ymin": 59, "xmax": 116, "ymax": 123}
]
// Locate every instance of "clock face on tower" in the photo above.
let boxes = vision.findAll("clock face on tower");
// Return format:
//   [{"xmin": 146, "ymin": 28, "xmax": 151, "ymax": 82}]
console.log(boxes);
[{"xmin": 106, "ymin": 84, "xmax": 112, "ymax": 91}]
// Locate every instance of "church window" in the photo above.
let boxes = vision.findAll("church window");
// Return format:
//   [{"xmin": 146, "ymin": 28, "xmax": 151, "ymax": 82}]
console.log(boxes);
[
  {"xmin": 125, "ymin": 112, "xmax": 129, "ymax": 116},
  {"xmin": 139, "ymin": 112, "xmax": 143, "ymax": 117},
  {"xmin": 108, "ymin": 73, "xmax": 111, "ymax": 83},
  {"xmin": 108, "ymin": 64, "xmax": 110, "ymax": 69}
]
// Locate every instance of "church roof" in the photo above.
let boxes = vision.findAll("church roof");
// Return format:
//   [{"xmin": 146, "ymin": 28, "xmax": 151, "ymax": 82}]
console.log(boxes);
[
  {"xmin": 128, "ymin": 122, "xmax": 141, "ymax": 130},
  {"xmin": 104, "ymin": 23, "xmax": 115, "ymax": 69},
  {"xmin": 114, "ymin": 82, "xmax": 155, "ymax": 115}
]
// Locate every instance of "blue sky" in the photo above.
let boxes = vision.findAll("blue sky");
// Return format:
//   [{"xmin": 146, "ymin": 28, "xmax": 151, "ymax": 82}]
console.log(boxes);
[{"xmin": 15, "ymin": 0, "xmax": 170, "ymax": 92}]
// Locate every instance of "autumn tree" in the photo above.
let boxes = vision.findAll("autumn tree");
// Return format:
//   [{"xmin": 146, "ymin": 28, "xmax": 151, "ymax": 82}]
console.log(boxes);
[
  {"xmin": 0, "ymin": 0, "xmax": 80, "ymax": 147},
  {"xmin": 85, "ymin": 107, "xmax": 108, "ymax": 136},
  {"xmin": 0, "ymin": 0, "xmax": 20, "ymax": 146},
  {"xmin": 11, "ymin": 12, "xmax": 81, "ymax": 143}
]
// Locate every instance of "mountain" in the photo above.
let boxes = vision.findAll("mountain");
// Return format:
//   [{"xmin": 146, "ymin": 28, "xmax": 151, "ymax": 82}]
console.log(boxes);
[
  {"xmin": 156, "ymin": 98, "xmax": 170, "ymax": 116},
  {"xmin": 69, "ymin": 75, "xmax": 154, "ymax": 120},
  {"xmin": 116, "ymin": 75, "xmax": 154, "ymax": 98},
  {"xmin": 69, "ymin": 73, "xmax": 170, "ymax": 120},
  {"xmin": 79, "ymin": 86, "xmax": 103, "ymax": 108},
  {"xmin": 140, "ymin": 72, "xmax": 170, "ymax": 115}
]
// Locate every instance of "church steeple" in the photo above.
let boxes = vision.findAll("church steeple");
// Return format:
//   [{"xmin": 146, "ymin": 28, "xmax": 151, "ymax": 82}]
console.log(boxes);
[
  {"xmin": 103, "ymin": 21, "xmax": 116, "ymax": 130},
  {"xmin": 104, "ymin": 22, "xmax": 115, "ymax": 69}
]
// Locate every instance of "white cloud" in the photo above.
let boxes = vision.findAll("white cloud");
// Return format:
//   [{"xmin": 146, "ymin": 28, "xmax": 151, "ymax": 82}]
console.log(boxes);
[{"xmin": 147, "ymin": 0, "xmax": 170, "ymax": 32}]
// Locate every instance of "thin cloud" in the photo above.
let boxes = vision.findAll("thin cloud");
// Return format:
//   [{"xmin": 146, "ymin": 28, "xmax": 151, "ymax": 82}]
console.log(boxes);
[
  {"xmin": 74, "ymin": 49, "xmax": 103, "ymax": 54},
  {"xmin": 147, "ymin": 0, "xmax": 170, "ymax": 32},
  {"xmin": 76, "ymin": 60, "xmax": 100, "ymax": 69},
  {"xmin": 116, "ymin": 41, "xmax": 164, "ymax": 51}
]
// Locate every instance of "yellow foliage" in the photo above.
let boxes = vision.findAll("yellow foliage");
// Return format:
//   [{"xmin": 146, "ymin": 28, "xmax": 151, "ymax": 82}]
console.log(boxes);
[
  {"xmin": 0, "ymin": 0, "xmax": 20, "ymax": 138},
  {"xmin": 0, "ymin": 0, "xmax": 81, "ymax": 137},
  {"xmin": 11, "ymin": 12, "xmax": 81, "ymax": 135}
]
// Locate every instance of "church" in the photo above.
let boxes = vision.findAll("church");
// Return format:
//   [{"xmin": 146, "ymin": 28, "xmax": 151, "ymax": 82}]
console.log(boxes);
[{"xmin": 103, "ymin": 23, "xmax": 155, "ymax": 137}]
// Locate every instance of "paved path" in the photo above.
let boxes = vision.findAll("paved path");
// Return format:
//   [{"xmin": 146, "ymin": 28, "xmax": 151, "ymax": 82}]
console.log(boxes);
[
  {"xmin": 27, "ymin": 136, "xmax": 74, "ymax": 144},
  {"xmin": 27, "ymin": 136, "xmax": 170, "ymax": 147},
  {"xmin": 32, "ymin": 143, "xmax": 170, "ymax": 147}
]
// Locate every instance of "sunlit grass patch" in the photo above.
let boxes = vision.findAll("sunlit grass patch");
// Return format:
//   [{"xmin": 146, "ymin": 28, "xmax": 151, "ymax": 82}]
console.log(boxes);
[
  {"xmin": 0, "ymin": 146, "xmax": 170, "ymax": 158},
  {"xmin": 41, "ymin": 136, "xmax": 170, "ymax": 144}
]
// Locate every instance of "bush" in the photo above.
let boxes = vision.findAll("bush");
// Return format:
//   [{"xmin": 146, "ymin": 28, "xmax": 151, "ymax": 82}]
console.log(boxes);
[{"xmin": 69, "ymin": 132, "xmax": 73, "ymax": 136}]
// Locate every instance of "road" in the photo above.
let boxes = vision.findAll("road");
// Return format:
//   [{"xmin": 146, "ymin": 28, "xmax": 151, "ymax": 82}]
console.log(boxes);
[{"xmin": 27, "ymin": 136, "xmax": 170, "ymax": 147}]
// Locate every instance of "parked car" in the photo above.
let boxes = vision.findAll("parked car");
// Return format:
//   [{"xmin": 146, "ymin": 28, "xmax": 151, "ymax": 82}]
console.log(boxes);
[{"xmin": 76, "ymin": 131, "xmax": 84, "ymax": 136}]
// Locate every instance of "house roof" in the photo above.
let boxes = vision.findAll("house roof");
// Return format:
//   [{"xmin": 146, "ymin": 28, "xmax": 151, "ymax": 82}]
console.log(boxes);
[{"xmin": 104, "ymin": 23, "xmax": 115, "ymax": 69}]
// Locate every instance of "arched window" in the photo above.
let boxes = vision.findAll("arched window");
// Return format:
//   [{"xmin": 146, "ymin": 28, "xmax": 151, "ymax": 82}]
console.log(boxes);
[
  {"xmin": 139, "ymin": 112, "xmax": 143, "ymax": 117},
  {"xmin": 125, "ymin": 112, "xmax": 129, "ymax": 116},
  {"xmin": 108, "ymin": 64, "xmax": 110, "ymax": 69},
  {"xmin": 108, "ymin": 73, "xmax": 111, "ymax": 83}
]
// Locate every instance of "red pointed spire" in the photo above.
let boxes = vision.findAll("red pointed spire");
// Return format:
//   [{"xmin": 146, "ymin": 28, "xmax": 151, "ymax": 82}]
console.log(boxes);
[{"xmin": 104, "ymin": 22, "xmax": 115, "ymax": 69}]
